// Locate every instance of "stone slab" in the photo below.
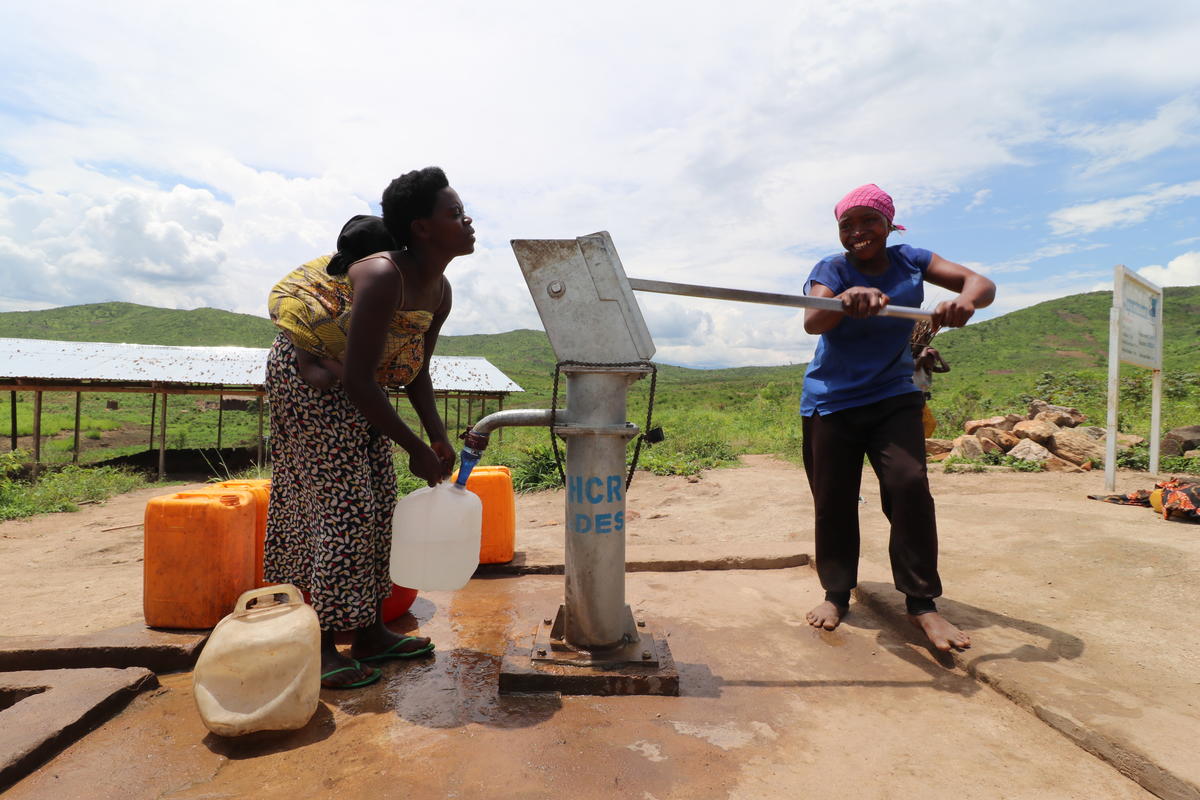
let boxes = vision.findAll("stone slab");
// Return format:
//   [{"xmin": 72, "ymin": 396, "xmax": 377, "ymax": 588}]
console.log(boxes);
[
  {"xmin": 0, "ymin": 624, "xmax": 208, "ymax": 673},
  {"xmin": 475, "ymin": 543, "xmax": 809, "ymax": 576},
  {"xmin": 0, "ymin": 667, "xmax": 157, "ymax": 790}
]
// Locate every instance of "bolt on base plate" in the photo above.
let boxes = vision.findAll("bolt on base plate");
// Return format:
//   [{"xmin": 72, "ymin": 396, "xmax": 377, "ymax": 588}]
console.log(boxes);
[{"xmin": 498, "ymin": 614, "xmax": 679, "ymax": 696}]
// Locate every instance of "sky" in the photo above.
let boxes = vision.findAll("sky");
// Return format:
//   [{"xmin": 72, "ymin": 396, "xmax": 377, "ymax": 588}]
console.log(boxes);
[{"xmin": 1, "ymin": 1, "xmax": 1198, "ymax": 368}]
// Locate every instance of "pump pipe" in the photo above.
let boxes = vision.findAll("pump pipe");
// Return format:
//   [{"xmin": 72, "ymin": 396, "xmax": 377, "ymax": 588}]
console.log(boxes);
[{"xmin": 457, "ymin": 409, "xmax": 555, "ymax": 486}]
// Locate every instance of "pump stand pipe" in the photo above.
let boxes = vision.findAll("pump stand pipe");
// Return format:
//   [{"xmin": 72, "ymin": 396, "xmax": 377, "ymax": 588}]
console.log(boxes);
[{"xmin": 457, "ymin": 365, "xmax": 648, "ymax": 655}]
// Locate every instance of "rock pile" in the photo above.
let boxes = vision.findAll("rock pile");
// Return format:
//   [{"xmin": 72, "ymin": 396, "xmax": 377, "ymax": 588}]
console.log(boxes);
[
  {"xmin": 1161, "ymin": 426, "xmax": 1200, "ymax": 458},
  {"xmin": 925, "ymin": 400, "xmax": 1145, "ymax": 473}
]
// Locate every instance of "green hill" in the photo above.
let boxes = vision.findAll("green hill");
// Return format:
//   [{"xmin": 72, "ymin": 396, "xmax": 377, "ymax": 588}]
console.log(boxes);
[
  {"xmin": 6, "ymin": 287, "xmax": 1194, "ymax": 378},
  {"xmin": 2, "ymin": 287, "xmax": 1197, "ymax": 438},
  {"xmin": 0, "ymin": 302, "xmax": 279, "ymax": 348},
  {"xmin": 933, "ymin": 285, "xmax": 1200, "ymax": 375}
]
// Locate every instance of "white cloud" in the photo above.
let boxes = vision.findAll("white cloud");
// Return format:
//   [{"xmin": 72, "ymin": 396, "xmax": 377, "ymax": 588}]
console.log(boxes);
[
  {"xmin": 966, "ymin": 189, "xmax": 992, "ymax": 211},
  {"xmin": 1137, "ymin": 251, "xmax": 1200, "ymax": 287},
  {"xmin": 0, "ymin": 186, "xmax": 228, "ymax": 307},
  {"xmin": 1067, "ymin": 95, "xmax": 1200, "ymax": 176},
  {"xmin": 2, "ymin": 1, "xmax": 1200, "ymax": 366},
  {"xmin": 1027, "ymin": 243, "xmax": 1108, "ymax": 261},
  {"xmin": 1047, "ymin": 181, "xmax": 1200, "ymax": 236}
]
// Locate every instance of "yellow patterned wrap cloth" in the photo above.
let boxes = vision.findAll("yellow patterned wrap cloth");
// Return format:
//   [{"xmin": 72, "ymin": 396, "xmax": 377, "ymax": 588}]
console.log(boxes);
[{"xmin": 268, "ymin": 255, "xmax": 431, "ymax": 387}]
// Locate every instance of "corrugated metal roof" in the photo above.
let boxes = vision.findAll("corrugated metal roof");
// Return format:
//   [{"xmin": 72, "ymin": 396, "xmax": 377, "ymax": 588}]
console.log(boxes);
[
  {"xmin": 0, "ymin": 338, "xmax": 523, "ymax": 393},
  {"xmin": 427, "ymin": 355, "xmax": 523, "ymax": 393}
]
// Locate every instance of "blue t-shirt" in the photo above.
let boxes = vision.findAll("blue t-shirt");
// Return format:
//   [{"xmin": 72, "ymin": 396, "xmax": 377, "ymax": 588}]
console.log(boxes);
[{"xmin": 800, "ymin": 244, "xmax": 932, "ymax": 416}]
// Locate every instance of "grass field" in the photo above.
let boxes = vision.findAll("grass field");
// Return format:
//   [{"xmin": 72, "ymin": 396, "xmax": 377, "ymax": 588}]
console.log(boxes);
[{"xmin": 2, "ymin": 287, "xmax": 1198, "ymax": 518}]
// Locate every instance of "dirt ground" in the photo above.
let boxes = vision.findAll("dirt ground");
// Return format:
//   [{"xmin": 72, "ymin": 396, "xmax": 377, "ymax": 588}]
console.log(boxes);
[{"xmin": 2, "ymin": 456, "xmax": 1198, "ymax": 798}]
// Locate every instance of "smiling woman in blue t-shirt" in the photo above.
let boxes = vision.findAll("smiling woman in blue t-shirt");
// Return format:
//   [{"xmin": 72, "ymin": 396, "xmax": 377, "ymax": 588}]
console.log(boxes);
[{"xmin": 801, "ymin": 184, "xmax": 995, "ymax": 652}]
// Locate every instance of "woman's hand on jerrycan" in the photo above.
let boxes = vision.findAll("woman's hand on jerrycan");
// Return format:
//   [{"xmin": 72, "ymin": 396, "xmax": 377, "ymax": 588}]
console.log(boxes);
[
  {"xmin": 409, "ymin": 443, "xmax": 449, "ymax": 486},
  {"xmin": 431, "ymin": 438, "xmax": 456, "ymax": 479}
]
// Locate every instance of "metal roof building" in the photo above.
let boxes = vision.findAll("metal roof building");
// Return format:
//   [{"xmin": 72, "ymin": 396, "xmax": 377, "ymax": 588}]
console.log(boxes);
[{"xmin": 0, "ymin": 338, "xmax": 523, "ymax": 478}]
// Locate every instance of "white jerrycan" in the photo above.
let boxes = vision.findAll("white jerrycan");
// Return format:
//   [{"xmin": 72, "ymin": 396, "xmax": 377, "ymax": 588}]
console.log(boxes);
[
  {"xmin": 390, "ymin": 480, "xmax": 482, "ymax": 591},
  {"xmin": 193, "ymin": 584, "xmax": 320, "ymax": 737}
]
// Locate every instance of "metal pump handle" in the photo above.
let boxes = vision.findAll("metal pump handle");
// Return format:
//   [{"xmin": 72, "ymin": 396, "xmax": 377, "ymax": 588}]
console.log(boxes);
[{"xmin": 627, "ymin": 278, "xmax": 933, "ymax": 320}]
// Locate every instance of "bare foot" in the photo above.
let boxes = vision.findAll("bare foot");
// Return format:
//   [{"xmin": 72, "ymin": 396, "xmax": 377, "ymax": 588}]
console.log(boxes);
[
  {"xmin": 806, "ymin": 600, "xmax": 847, "ymax": 631},
  {"xmin": 909, "ymin": 612, "xmax": 970, "ymax": 651}
]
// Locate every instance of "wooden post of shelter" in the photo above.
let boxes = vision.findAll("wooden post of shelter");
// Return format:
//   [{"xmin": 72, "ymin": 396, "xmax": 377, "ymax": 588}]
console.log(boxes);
[
  {"xmin": 9, "ymin": 390, "xmax": 16, "ymax": 451},
  {"xmin": 31, "ymin": 391, "xmax": 42, "ymax": 482},
  {"xmin": 72, "ymin": 391, "xmax": 81, "ymax": 465},
  {"xmin": 148, "ymin": 392, "xmax": 157, "ymax": 450},
  {"xmin": 256, "ymin": 395, "xmax": 265, "ymax": 468},
  {"xmin": 157, "ymin": 391, "xmax": 167, "ymax": 482},
  {"xmin": 217, "ymin": 391, "xmax": 223, "ymax": 451}
]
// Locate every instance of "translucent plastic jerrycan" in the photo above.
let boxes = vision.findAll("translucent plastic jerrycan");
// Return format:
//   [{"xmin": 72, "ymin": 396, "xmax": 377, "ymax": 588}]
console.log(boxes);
[
  {"xmin": 390, "ymin": 480, "xmax": 482, "ymax": 592},
  {"xmin": 193, "ymin": 584, "xmax": 320, "ymax": 737}
]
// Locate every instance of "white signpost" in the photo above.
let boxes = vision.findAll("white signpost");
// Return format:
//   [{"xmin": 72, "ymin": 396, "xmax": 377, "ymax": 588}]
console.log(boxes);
[{"xmin": 1104, "ymin": 265, "xmax": 1164, "ymax": 492}]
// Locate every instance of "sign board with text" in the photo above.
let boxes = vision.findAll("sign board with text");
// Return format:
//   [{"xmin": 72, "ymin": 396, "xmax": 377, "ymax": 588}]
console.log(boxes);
[
  {"xmin": 1115, "ymin": 268, "xmax": 1163, "ymax": 369},
  {"xmin": 1105, "ymin": 265, "xmax": 1164, "ymax": 491}
]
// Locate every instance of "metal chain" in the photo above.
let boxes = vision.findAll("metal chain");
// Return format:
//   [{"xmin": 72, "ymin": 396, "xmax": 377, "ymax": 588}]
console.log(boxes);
[{"xmin": 549, "ymin": 360, "xmax": 658, "ymax": 490}]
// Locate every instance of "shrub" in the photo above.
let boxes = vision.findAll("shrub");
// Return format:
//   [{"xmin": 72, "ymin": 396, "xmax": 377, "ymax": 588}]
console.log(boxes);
[
  {"xmin": 942, "ymin": 456, "xmax": 987, "ymax": 474},
  {"xmin": 638, "ymin": 436, "xmax": 739, "ymax": 476},
  {"xmin": 0, "ymin": 458, "xmax": 146, "ymax": 521},
  {"xmin": 1115, "ymin": 445, "xmax": 1149, "ymax": 471},
  {"xmin": 509, "ymin": 444, "xmax": 565, "ymax": 492},
  {"xmin": 941, "ymin": 453, "xmax": 1043, "ymax": 474}
]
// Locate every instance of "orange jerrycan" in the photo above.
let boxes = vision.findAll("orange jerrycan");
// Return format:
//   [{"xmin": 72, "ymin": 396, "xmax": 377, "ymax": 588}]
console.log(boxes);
[
  {"xmin": 452, "ymin": 464, "xmax": 517, "ymax": 564},
  {"xmin": 143, "ymin": 489, "xmax": 256, "ymax": 629},
  {"xmin": 213, "ymin": 479, "xmax": 271, "ymax": 586}
]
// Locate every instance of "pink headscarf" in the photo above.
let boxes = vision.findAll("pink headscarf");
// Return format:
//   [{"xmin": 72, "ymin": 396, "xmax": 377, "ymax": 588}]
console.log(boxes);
[{"xmin": 834, "ymin": 184, "xmax": 906, "ymax": 231}]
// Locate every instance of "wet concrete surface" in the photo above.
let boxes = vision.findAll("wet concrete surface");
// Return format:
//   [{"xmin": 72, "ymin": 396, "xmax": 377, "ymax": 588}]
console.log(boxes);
[{"xmin": 7, "ymin": 570, "xmax": 1155, "ymax": 800}]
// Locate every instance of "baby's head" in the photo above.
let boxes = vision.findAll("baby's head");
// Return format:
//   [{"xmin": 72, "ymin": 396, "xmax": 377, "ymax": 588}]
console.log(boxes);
[{"xmin": 326, "ymin": 215, "xmax": 396, "ymax": 275}]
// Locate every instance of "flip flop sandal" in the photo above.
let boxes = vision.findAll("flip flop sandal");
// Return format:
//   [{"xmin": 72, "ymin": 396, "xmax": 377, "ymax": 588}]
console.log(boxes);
[
  {"xmin": 320, "ymin": 660, "xmax": 383, "ymax": 689},
  {"xmin": 357, "ymin": 636, "xmax": 436, "ymax": 663}
]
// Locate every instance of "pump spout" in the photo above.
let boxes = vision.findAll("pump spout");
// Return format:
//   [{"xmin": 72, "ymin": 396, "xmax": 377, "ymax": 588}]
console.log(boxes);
[
  {"xmin": 470, "ymin": 408, "xmax": 556, "ymax": 439},
  {"xmin": 456, "ymin": 408, "xmax": 555, "ymax": 487}
]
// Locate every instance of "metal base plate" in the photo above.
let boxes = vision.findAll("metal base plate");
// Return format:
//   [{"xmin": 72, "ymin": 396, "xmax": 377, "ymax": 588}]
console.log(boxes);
[
  {"xmin": 498, "ymin": 620, "xmax": 679, "ymax": 696},
  {"xmin": 531, "ymin": 614, "xmax": 659, "ymax": 668}
]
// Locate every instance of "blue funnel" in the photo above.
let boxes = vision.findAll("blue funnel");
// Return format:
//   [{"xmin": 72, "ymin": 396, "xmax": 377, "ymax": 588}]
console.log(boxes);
[{"xmin": 456, "ymin": 447, "xmax": 482, "ymax": 488}]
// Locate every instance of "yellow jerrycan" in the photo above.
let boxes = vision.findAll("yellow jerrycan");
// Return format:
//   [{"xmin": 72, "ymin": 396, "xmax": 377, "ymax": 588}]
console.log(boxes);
[{"xmin": 193, "ymin": 584, "xmax": 320, "ymax": 736}]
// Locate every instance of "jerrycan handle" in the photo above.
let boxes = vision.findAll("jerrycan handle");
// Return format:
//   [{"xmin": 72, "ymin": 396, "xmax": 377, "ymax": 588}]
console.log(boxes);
[{"xmin": 231, "ymin": 584, "xmax": 304, "ymax": 618}]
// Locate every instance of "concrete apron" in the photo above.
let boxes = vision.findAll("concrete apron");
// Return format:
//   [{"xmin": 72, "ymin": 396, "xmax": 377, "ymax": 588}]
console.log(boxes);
[
  {"xmin": 7, "ymin": 568, "xmax": 1154, "ymax": 800},
  {"xmin": 850, "ymin": 558, "xmax": 1200, "ymax": 800}
]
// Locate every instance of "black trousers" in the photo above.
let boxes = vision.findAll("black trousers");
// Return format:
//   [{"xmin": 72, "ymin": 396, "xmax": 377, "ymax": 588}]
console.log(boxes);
[{"xmin": 802, "ymin": 392, "xmax": 941, "ymax": 602}]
